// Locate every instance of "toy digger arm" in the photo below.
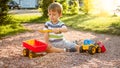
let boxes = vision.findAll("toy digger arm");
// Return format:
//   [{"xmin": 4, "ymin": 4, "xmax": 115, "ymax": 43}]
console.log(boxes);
[{"xmin": 39, "ymin": 29, "xmax": 52, "ymax": 33}]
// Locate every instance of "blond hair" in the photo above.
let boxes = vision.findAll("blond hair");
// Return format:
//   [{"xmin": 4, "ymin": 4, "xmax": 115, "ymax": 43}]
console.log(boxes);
[{"xmin": 48, "ymin": 2, "xmax": 63, "ymax": 14}]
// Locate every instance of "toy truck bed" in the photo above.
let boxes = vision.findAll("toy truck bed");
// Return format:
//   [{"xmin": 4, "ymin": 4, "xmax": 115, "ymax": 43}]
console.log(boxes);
[{"xmin": 23, "ymin": 39, "xmax": 48, "ymax": 52}]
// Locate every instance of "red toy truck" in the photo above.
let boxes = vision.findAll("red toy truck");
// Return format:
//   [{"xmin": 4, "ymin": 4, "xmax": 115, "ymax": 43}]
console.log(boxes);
[{"xmin": 22, "ymin": 39, "xmax": 48, "ymax": 58}]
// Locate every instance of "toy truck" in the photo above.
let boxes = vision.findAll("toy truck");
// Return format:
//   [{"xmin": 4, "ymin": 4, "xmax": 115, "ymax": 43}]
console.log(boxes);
[
  {"xmin": 22, "ymin": 39, "xmax": 48, "ymax": 58},
  {"xmin": 79, "ymin": 39, "xmax": 101, "ymax": 55}
]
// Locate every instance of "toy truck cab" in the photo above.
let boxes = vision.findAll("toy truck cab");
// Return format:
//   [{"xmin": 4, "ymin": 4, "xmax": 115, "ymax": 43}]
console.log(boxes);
[{"xmin": 80, "ymin": 39, "xmax": 101, "ymax": 55}]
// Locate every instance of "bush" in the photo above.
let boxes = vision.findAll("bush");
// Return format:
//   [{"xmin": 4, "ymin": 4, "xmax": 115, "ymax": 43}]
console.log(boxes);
[
  {"xmin": 0, "ymin": 0, "xmax": 9, "ymax": 25},
  {"xmin": 82, "ymin": 0, "xmax": 89, "ymax": 14},
  {"xmin": 41, "ymin": 0, "xmax": 53, "ymax": 18},
  {"xmin": 69, "ymin": 0, "xmax": 79, "ymax": 14},
  {"xmin": 57, "ymin": 0, "xmax": 68, "ymax": 14}
]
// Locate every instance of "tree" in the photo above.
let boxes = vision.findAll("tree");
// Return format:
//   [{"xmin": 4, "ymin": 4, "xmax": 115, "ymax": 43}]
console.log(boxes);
[
  {"xmin": 70, "ymin": 0, "xmax": 79, "ymax": 14},
  {"xmin": 41, "ymin": 0, "xmax": 54, "ymax": 18},
  {"xmin": 58, "ymin": 0, "xmax": 68, "ymax": 14},
  {"xmin": 82, "ymin": 0, "xmax": 89, "ymax": 14},
  {"xmin": 0, "ymin": 0, "xmax": 9, "ymax": 25}
]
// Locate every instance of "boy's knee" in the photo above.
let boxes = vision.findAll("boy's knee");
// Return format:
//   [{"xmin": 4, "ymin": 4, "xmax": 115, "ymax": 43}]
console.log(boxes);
[
  {"xmin": 46, "ymin": 45, "xmax": 52, "ymax": 51},
  {"xmin": 47, "ymin": 44, "xmax": 52, "ymax": 49}
]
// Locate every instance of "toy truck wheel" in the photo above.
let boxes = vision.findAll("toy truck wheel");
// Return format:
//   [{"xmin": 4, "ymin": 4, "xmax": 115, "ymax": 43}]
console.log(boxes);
[
  {"xmin": 29, "ymin": 51, "xmax": 36, "ymax": 59},
  {"xmin": 23, "ymin": 49, "xmax": 29, "ymax": 57},
  {"xmin": 96, "ymin": 47, "xmax": 101, "ymax": 53},
  {"xmin": 80, "ymin": 46, "xmax": 84, "ymax": 53},
  {"xmin": 88, "ymin": 46, "xmax": 96, "ymax": 55}
]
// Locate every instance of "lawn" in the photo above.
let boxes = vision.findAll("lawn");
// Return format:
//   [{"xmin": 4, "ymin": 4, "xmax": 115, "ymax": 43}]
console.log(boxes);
[
  {"xmin": 0, "ymin": 23, "xmax": 26, "ymax": 37},
  {"xmin": 0, "ymin": 13, "xmax": 120, "ymax": 38},
  {"xmin": 62, "ymin": 14, "xmax": 120, "ymax": 35}
]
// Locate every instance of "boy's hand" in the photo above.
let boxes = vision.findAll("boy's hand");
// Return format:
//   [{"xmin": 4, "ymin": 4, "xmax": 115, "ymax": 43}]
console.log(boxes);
[{"xmin": 52, "ymin": 28, "xmax": 61, "ymax": 34}]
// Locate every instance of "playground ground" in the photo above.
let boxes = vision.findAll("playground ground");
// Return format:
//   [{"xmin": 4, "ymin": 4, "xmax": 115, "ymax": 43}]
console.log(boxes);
[{"xmin": 0, "ymin": 23, "xmax": 120, "ymax": 68}]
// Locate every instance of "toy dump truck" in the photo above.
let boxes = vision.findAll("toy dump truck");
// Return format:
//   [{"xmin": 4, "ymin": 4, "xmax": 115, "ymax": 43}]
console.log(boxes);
[
  {"xmin": 22, "ymin": 39, "xmax": 48, "ymax": 58},
  {"xmin": 79, "ymin": 39, "xmax": 101, "ymax": 55}
]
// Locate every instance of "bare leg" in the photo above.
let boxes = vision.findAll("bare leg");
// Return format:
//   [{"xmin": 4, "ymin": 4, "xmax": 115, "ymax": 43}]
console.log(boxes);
[
  {"xmin": 45, "ymin": 44, "xmax": 65, "ymax": 53},
  {"xmin": 75, "ymin": 45, "xmax": 80, "ymax": 53},
  {"xmin": 45, "ymin": 44, "xmax": 80, "ymax": 53}
]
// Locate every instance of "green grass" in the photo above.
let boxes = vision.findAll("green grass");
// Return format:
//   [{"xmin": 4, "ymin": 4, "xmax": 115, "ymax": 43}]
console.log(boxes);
[
  {"xmin": 1, "ymin": 13, "xmax": 120, "ymax": 38},
  {"xmin": 12, "ymin": 13, "xmax": 48, "ymax": 23},
  {"xmin": 0, "ymin": 14, "xmax": 48, "ymax": 38},
  {"xmin": 0, "ymin": 15, "xmax": 26, "ymax": 38},
  {"xmin": 0, "ymin": 23, "xmax": 26, "ymax": 38},
  {"xmin": 61, "ymin": 14, "xmax": 120, "ymax": 35}
]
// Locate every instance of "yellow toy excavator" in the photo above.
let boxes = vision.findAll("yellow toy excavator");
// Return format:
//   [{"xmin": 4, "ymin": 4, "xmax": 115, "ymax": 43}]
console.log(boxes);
[{"xmin": 79, "ymin": 39, "xmax": 101, "ymax": 55}]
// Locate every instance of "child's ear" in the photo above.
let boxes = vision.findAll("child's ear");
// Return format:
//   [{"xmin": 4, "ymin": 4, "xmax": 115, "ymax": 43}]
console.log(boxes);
[{"xmin": 59, "ymin": 13, "xmax": 62, "ymax": 17}]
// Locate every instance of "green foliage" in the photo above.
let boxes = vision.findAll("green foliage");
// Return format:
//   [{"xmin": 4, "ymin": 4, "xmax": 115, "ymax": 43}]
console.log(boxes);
[
  {"xmin": 12, "ymin": 14, "xmax": 48, "ymax": 23},
  {"xmin": 0, "ymin": 16, "xmax": 26, "ymax": 38},
  {"xmin": 108, "ymin": 21, "xmax": 120, "ymax": 35},
  {"xmin": 0, "ymin": 0, "xmax": 27, "ymax": 38},
  {"xmin": 40, "ymin": 0, "xmax": 79, "ymax": 15},
  {"xmin": 61, "ymin": 14, "xmax": 120, "ymax": 35},
  {"xmin": 69, "ymin": 0, "xmax": 79, "ymax": 14},
  {"xmin": 13, "ymin": 13, "xmax": 120, "ymax": 35},
  {"xmin": 0, "ymin": 0, "xmax": 10, "ymax": 25},
  {"xmin": 4, "ymin": 13, "xmax": 120, "ymax": 37},
  {"xmin": 82, "ymin": 0, "xmax": 90, "ymax": 14},
  {"xmin": 0, "ymin": 23, "xmax": 26, "ymax": 38},
  {"xmin": 41, "ymin": 0, "xmax": 53, "ymax": 18},
  {"xmin": 57, "ymin": 0, "xmax": 68, "ymax": 14}
]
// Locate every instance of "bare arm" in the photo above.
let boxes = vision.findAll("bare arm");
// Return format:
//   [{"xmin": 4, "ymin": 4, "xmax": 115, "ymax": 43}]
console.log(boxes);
[
  {"xmin": 52, "ymin": 26, "xmax": 68, "ymax": 33},
  {"xmin": 44, "ymin": 32, "xmax": 49, "ymax": 44},
  {"xmin": 59, "ymin": 26, "xmax": 68, "ymax": 32}
]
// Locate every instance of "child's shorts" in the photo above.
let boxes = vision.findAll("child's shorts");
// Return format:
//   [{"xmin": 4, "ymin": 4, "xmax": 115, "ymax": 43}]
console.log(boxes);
[{"xmin": 49, "ymin": 39, "xmax": 77, "ymax": 49}]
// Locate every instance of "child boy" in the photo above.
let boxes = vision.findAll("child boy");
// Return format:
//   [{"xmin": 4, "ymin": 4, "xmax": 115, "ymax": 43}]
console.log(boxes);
[{"xmin": 43, "ymin": 2, "xmax": 80, "ymax": 53}]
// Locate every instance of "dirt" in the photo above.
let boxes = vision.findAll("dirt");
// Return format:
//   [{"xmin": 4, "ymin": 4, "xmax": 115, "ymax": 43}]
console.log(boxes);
[{"xmin": 0, "ymin": 23, "xmax": 120, "ymax": 68}]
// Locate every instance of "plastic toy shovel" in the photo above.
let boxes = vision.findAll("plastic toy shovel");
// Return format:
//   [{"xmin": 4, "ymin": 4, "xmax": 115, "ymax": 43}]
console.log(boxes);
[{"xmin": 39, "ymin": 29, "xmax": 52, "ymax": 33}]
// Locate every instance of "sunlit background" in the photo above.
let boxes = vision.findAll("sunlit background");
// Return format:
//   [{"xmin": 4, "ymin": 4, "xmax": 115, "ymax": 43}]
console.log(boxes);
[{"xmin": 89, "ymin": 0, "xmax": 120, "ymax": 16}]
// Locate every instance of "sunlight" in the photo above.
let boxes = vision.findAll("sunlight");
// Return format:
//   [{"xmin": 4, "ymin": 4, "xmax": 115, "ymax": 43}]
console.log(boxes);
[
  {"xmin": 89, "ymin": 0, "xmax": 120, "ymax": 16},
  {"xmin": 101, "ymin": 0, "xmax": 114, "ymax": 14}
]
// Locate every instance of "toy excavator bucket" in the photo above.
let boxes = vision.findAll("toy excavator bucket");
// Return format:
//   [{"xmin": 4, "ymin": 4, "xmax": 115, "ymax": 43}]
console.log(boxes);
[
  {"xmin": 39, "ymin": 29, "xmax": 52, "ymax": 33},
  {"xmin": 97, "ymin": 41, "xmax": 106, "ymax": 53}
]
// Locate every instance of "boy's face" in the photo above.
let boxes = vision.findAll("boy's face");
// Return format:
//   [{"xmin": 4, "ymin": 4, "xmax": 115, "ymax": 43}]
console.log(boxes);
[{"xmin": 48, "ymin": 10, "xmax": 62, "ymax": 24}]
